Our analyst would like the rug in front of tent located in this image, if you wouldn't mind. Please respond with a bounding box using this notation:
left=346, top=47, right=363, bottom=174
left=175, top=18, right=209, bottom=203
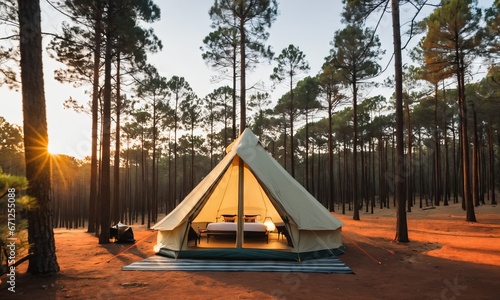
left=122, top=255, right=353, bottom=274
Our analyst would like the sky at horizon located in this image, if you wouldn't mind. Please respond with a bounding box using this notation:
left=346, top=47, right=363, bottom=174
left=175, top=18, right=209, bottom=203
left=0, top=0, right=495, bottom=159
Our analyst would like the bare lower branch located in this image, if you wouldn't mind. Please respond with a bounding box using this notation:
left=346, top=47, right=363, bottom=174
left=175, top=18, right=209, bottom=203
left=0, top=34, right=18, bottom=41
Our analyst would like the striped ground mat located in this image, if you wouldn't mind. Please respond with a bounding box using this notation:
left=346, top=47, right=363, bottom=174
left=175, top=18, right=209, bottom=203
left=122, top=255, right=353, bottom=274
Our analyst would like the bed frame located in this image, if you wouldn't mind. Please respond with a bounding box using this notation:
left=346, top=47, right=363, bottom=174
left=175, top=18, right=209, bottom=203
left=206, top=222, right=269, bottom=244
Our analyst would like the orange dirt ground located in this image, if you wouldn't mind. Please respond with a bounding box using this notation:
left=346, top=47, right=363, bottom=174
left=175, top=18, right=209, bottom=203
left=1, top=203, right=500, bottom=300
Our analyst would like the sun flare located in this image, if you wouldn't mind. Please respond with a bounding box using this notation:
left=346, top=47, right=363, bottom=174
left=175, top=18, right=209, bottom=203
left=47, top=140, right=59, bottom=155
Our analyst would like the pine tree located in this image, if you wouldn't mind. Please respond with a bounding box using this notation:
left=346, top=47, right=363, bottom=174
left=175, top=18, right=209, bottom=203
left=270, top=44, right=310, bottom=178
left=327, top=23, right=383, bottom=221
left=18, top=0, right=60, bottom=274
left=209, top=0, right=277, bottom=132
left=422, top=0, right=482, bottom=222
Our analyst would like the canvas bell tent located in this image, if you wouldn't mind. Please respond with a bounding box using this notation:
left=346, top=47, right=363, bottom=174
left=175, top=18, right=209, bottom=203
left=152, top=128, right=344, bottom=261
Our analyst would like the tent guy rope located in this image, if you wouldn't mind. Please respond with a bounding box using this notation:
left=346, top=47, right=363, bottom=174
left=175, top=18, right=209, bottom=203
left=342, top=232, right=383, bottom=265
left=106, top=230, right=157, bottom=263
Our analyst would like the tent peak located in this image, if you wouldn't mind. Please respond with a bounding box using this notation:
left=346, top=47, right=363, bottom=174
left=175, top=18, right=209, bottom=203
left=226, top=128, right=259, bottom=154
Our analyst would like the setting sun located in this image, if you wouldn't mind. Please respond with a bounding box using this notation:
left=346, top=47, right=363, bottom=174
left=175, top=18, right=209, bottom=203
left=47, top=140, right=58, bottom=154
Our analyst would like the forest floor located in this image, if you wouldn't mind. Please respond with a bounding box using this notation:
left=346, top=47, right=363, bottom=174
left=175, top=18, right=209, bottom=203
left=1, top=202, right=500, bottom=300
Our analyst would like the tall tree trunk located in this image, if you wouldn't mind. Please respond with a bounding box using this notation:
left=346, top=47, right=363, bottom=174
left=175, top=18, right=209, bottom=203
left=352, top=78, right=360, bottom=221
left=361, top=141, right=367, bottom=212
left=392, top=0, right=409, bottom=242
left=433, top=83, right=441, bottom=206
left=174, top=93, right=178, bottom=203
left=443, top=124, right=450, bottom=206
left=191, top=124, right=195, bottom=189
left=236, top=9, right=247, bottom=249
left=283, top=118, right=287, bottom=170
left=311, top=140, right=316, bottom=196
left=305, top=105, right=309, bottom=190
left=371, top=139, right=375, bottom=214
left=145, top=150, right=151, bottom=227
left=452, top=116, right=459, bottom=204
left=328, top=93, right=335, bottom=212
left=457, top=56, right=476, bottom=221
left=140, top=128, right=146, bottom=225
left=289, top=77, right=295, bottom=178
left=406, top=95, right=413, bottom=212
left=418, top=130, right=423, bottom=207
left=224, top=101, right=229, bottom=148
left=210, top=111, right=214, bottom=169
left=239, top=17, right=246, bottom=131
left=167, top=139, right=172, bottom=212
left=379, top=137, right=385, bottom=209
left=152, top=96, right=157, bottom=223
left=182, top=152, right=187, bottom=197
left=339, top=147, right=345, bottom=214
left=88, top=2, right=101, bottom=233
left=95, top=130, right=103, bottom=236
left=232, top=23, right=237, bottom=140
left=19, top=0, right=60, bottom=273
left=442, top=84, right=450, bottom=206
left=99, top=0, right=113, bottom=244
left=479, top=131, right=486, bottom=205
left=112, top=52, right=121, bottom=224
left=472, top=105, right=480, bottom=207
left=125, top=140, right=131, bottom=223
left=362, top=143, right=367, bottom=212
left=391, top=131, right=396, bottom=208
left=317, top=148, right=322, bottom=203
left=488, top=123, right=497, bottom=205
left=134, top=151, right=139, bottom=222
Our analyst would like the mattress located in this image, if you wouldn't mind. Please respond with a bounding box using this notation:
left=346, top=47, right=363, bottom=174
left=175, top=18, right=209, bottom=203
left=207, top=222, right=267, bottom=232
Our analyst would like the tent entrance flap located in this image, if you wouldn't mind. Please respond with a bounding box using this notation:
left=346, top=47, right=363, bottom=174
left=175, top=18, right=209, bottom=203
left=192, top=158, right=283, bottom=225
left=185, top=160, right=234, bottom=224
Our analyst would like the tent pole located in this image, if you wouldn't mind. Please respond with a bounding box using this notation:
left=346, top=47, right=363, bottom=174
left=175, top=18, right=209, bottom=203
left=236, top=156, right=244, bottom=248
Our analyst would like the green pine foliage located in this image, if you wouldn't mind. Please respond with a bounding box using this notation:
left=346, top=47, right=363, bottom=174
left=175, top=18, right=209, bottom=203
left=0, top=169, right=32, bottom=274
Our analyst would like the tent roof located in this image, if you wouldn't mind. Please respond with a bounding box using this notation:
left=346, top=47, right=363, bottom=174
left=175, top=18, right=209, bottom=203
left=152, top=128, right=343, bottom=231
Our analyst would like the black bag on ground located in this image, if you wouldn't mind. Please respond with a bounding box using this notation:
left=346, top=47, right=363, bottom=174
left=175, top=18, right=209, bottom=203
left=109, top=222, right=136, bottom=243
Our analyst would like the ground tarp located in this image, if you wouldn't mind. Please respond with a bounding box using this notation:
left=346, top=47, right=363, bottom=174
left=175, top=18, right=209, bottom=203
left=122, top=255, right=353, bottom=274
